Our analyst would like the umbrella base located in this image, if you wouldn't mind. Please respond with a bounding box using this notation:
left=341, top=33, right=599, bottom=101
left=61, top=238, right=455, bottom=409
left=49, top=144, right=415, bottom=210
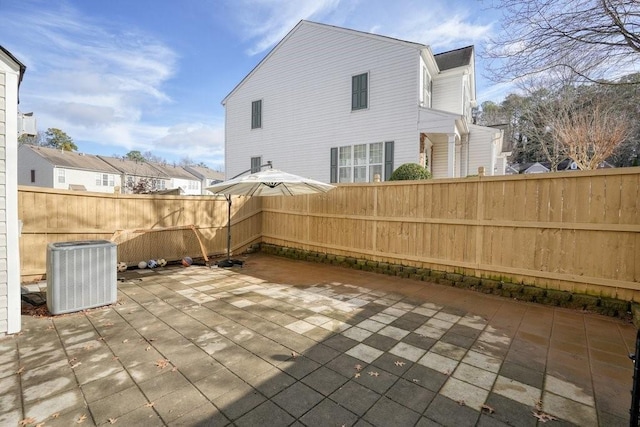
left=217, top=259, right=244, bottom=268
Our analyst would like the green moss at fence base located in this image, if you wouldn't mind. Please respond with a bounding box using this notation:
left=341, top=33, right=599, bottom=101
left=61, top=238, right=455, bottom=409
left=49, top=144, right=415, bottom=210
left=258, top=244, right=633, bottom=321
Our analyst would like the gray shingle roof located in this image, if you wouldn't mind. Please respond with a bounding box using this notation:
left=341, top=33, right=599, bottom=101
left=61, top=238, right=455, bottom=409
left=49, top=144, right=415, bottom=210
left=98, top=155, right=169, bottom=178
left=24, top=145, right=121, bottom=173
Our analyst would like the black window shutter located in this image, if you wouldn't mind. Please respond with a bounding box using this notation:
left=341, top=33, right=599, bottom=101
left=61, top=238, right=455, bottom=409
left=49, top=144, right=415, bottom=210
left=330, top=147, right=338, bottom=183
left=384, top=141, right=394, bottom=181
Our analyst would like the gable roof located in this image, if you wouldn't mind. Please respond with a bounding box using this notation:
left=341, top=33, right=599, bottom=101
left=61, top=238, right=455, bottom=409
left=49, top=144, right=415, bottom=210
left=149, top=163, right=199, bottom=180
left=98, top=155, right=170, bottom=178
left=185, top=165, right=225, bottom=181
left=434, top=46, right=473, bottom=71
left=21, top=145, right=121, bottom=173
left=222, top=20, right=428, bottom=105
left=1, top=45, right=27, bottom=101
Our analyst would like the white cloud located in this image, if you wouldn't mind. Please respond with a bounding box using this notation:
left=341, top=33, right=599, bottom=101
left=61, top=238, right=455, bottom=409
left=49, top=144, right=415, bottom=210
left=230, top=0, right=344, bottom=55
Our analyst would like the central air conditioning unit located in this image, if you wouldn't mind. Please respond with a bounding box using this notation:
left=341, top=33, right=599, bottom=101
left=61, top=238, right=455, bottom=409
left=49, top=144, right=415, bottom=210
left=46, top=240, right=117, bottom=315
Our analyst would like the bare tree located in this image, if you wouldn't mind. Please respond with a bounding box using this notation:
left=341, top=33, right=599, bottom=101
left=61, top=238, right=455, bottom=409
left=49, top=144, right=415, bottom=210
left=484, top=0, right=640, bottom=86
left=550, top=98, right=631, bottom=169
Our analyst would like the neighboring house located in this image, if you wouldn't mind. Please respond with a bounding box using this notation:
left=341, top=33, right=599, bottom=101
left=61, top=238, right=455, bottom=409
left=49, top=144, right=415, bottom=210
left=522, top=162, right=550, bottom=174
left=18, top=145, right=122, bottom=193
left=184, top=165, right=224, bottom=195
left=222, top=20, right=506, bottom=182
left=150, top=163, right=201, bottom=195
left=98, top=156, right=170, bottom=194
left=1, top=46, right=25, bottom=335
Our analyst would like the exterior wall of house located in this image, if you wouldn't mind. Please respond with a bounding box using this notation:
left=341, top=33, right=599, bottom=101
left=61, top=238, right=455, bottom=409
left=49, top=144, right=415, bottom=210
left=224, top=22, right=422, bottom=182
left=432, top=70, right=464, bottom=115
left=54, top=167, right=121, bottom=193
left=467, top=124, right=504, bottom=176
left=0, top=56, right=21, bottom=334
left=18, top=145, right=55, bottom=187
left=430, top=135, right=450, bottom=179
left=171, top=177, right=201, bottom=195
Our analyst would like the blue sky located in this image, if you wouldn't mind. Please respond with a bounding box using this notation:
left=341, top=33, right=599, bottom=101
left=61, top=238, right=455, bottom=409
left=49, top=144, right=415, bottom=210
left=0, top=0, right=508, bottom=170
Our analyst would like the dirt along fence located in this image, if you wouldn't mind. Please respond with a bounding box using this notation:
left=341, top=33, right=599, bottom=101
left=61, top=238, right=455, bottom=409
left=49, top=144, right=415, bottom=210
left=262, top=167, right=640, bottom=303
left=18, top=186, right=261, bottom=281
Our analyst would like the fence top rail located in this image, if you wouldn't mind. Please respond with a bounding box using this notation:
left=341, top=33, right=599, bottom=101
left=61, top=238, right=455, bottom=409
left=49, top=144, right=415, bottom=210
left=333, top=166, right=640, bottom=188
left=17, top=185, right=233, bottom=201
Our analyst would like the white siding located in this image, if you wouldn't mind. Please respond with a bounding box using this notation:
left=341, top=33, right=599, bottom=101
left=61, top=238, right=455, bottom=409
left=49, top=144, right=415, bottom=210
left=467, top=124, right=503, bottom=176
left=0, top=55, right=21, bottom=334
left=430, top=135, right=449, bottom=179
left=224, top=22, right=422, bottom=181
left=432, top=71, right=463, bottom=115
left=18, top=144, right=54, bottom=187
left=171, top=177, right=201, bottom=195
left=57, top=168, right=121, bottom=193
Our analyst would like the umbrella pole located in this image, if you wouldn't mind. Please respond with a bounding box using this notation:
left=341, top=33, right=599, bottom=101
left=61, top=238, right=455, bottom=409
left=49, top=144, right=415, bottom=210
left=226, top=195, right=231, bottom=261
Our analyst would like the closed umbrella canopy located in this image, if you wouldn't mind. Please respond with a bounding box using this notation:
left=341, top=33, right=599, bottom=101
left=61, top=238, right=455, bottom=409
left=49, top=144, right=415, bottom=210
left=207, top=168, right=334, bottom=197
left=207, top=169, right=335, bottom=267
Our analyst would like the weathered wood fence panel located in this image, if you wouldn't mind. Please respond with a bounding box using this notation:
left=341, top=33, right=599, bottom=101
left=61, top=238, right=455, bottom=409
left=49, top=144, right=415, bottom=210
left=18, top=187, right=260, bottom=279
left=261, top=168, right=640, bottom=300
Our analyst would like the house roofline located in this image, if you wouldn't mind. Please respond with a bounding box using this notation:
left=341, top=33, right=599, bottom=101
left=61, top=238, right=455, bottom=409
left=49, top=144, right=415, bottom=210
left=221, top=20, right=429, bottom=106
left=1, top=45, right=26, bottom=101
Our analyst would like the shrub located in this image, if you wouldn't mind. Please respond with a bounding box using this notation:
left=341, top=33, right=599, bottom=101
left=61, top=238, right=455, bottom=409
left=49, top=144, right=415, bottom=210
left=389, top=163, right=432, bottom=181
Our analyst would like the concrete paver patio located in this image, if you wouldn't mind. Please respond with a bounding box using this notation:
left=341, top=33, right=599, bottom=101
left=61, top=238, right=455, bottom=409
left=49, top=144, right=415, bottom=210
left=1, top=253, right=635, bottom=426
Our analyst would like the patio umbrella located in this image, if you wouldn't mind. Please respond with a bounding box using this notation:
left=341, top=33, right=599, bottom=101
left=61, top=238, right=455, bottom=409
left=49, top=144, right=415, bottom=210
left=207, top=169, right=335, bottom=267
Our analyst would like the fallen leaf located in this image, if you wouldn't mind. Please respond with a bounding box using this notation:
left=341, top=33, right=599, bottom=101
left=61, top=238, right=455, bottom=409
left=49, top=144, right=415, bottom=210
left=69, top=357, right=78, bottom=363
left=76, top=413, right=87, bottom=423
left=412, top=379, right=420, bottom=383
left=457, top=400, right=466, bottom=406
left=145, top=402, right=155, bottom=408
left=534, top=399, right=543, bottom=412
left=532, top=411, right=557, bottom=423
left=19, top=418, right=36, bottom=426
left=16, top=366, right=25, bottom=375
left=70, top=362, right=82, bottom=369
left=171, top=366, right=178, bottom=372
left=36, top=423, right=45, bottom=427
left=52, top=413, right=60, bottom=418
left=155, top=359, right=170, bottom=369
left=108, top=418, right=118, bottom=424
left=354, top=373, right=361, bottom=378
left=291, top=351, right=298, bottom=359
left=112, top=356, right=119, bottom=361
left=368, top=371, right=379, bottom=377
left=98, top=337, right=105, bottom=341
left=354, top=364, right=363, bottom=371
left=104, top=322, right=114, bottom=327
left=145, top=346, right=151, bottom=352
left=394, top=360, right=406, bottom=367
left=481, top=404, right=495, bottom=414
left=122, top=339, right=129, bottom=343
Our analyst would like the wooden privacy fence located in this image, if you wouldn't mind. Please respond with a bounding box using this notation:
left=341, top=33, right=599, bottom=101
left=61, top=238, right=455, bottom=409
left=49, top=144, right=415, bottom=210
left=261, top=168, right=640, bottom=301
left=18, top=187, right=261, bottom=279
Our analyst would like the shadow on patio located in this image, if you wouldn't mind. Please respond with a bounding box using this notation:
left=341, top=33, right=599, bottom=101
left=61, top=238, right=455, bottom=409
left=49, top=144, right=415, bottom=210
left=2, top=253, right=634, bottom=426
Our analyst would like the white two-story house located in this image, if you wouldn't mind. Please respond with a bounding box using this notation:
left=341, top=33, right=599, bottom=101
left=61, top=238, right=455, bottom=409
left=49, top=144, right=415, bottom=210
left=18, top=145, right=122, bottom=193
left=222, top=20, right=506, bottom=181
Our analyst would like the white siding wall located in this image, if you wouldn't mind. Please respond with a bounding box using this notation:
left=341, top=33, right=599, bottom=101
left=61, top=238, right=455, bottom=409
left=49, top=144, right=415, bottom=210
left=224, top=23, right=422, bottom=181
left=467, top=125, right=502, bottom=176
left=432, top=71, right=463, bottom=115
left=430, top=136, right=449, bottom=179
left=55, top=168, right=121, bottom=193
left=0, top=60, right=21, bottom=334
left=18, top=145, right=54, bottom=187
left=171, top=177, right=201, bottom=195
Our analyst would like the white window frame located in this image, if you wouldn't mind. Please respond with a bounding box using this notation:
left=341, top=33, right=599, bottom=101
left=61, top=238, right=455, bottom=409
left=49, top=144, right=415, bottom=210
left=338, top=142, right=384, bottom=183
left=422, top=66, right=432, bottom=108
left=57, top=169, right=65, bottom=184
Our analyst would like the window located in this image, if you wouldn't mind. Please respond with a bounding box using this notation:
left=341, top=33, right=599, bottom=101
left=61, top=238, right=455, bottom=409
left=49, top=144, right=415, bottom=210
left=422, top=66, right=432, bottom=108
left=352, top=73, right=368, bottom=110
left=96, top=173, right=114, bottom=186
left=30, top=169, right=35, bottom=183
left=331, top=141, right=392, bottom=183
left=338, top=146, right=352, bottom=182
left=251, top=156, right=262, bottom=173
left=57, top=169, right=65, bottom=184
left=251, top=100, right=262, bottom=129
